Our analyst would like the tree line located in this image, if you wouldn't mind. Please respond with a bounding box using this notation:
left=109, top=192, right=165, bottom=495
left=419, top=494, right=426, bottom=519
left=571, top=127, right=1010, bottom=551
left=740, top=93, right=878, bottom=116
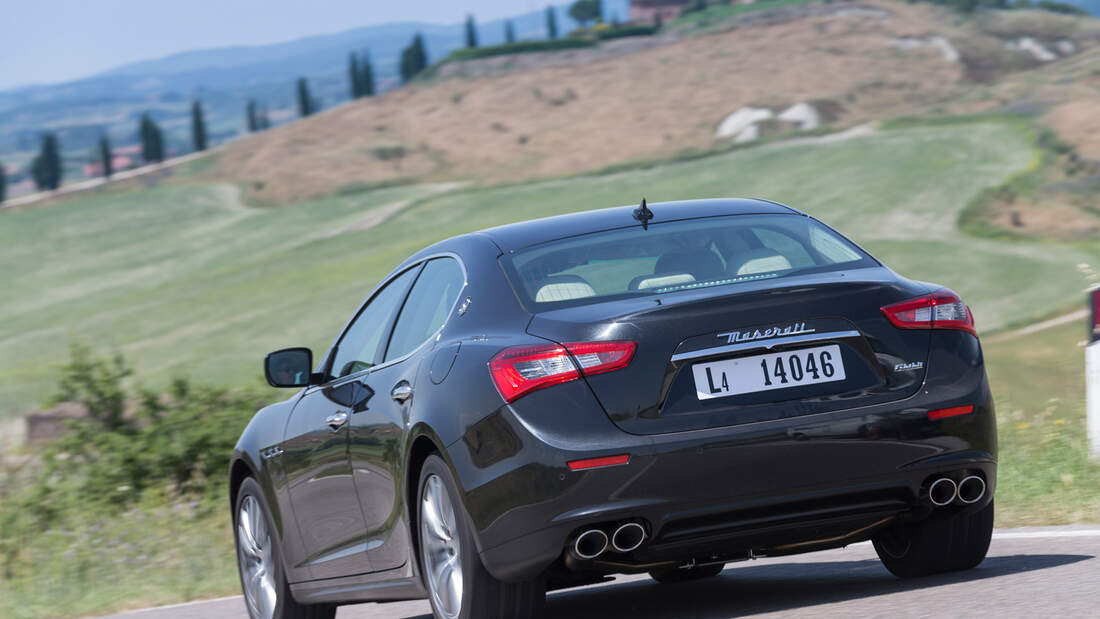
left=0, top=5, right=593, bottom=203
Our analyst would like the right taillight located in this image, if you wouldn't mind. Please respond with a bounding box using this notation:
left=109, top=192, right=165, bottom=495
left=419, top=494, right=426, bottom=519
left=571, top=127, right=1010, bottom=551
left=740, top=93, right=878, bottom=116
left=489, top=340, right=636, bottom=403
left=881, top=288, right=976, bottom=335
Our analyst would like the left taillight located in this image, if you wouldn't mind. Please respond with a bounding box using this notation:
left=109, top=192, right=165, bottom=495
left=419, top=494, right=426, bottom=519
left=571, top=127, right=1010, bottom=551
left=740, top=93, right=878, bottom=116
left=489, top=340, right=636, bottom=403
left=880, top=288, right=976, bottom=336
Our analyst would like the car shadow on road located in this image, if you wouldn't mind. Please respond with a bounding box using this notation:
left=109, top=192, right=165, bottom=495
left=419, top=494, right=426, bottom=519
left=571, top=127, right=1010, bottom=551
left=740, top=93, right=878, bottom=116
left=535, top=554, right=1092, bottom=618
left=395, top=554, right=1090, bottom=619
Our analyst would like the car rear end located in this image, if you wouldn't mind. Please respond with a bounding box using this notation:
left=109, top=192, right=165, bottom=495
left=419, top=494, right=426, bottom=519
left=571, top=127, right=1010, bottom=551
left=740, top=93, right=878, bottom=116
left=462, top=205, right=996, bottom=583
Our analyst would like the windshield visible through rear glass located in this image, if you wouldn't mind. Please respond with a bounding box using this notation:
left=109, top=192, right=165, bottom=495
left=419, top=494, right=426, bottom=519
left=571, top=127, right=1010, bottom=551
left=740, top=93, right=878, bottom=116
left=500, top=214, right=876, bottom=309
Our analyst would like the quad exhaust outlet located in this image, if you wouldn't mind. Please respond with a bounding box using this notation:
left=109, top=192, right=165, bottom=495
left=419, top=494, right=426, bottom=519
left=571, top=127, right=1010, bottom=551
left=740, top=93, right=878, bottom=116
left=926, top=474, right=987, bottom=507
left=570, top=521, right=648, bottom=560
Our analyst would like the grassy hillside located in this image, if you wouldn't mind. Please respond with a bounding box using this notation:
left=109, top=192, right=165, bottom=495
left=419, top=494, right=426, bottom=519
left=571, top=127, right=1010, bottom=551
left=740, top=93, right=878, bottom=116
left=2, top=119, right=1093, bottom=421
left=214, top=1, right=1100, bottom=204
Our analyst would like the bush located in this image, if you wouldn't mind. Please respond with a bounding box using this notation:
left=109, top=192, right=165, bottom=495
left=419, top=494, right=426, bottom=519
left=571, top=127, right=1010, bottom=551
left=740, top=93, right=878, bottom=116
left=0, top=345, right=271, bottom=614
left=1037, top=0, right=1089, bottom=14
left=445, top=38, right=595, bottom=62
left=20, top=344, right=268, bottom=518
left=596, top=24, right=660, bottom=40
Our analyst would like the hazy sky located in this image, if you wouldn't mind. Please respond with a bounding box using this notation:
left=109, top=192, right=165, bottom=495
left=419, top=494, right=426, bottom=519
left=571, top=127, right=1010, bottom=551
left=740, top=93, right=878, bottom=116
left=1, top=0, right=564, bottom=90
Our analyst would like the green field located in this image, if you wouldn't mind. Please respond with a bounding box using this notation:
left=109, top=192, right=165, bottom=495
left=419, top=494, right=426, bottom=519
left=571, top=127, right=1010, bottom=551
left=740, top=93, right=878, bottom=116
left=1, top=120, right=1093, bottom=421
left=3, top=118, right=1100, bottom=617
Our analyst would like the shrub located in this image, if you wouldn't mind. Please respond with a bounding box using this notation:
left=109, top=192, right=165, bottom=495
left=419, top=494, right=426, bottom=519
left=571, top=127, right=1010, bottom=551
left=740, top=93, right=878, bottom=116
left=27, top=345, right=268, bottom=517
left=445, top=38, right=595, bottom=62
left=1037, top=0, right=1089, bottom=14
left=596, top=24, right=659, bottom=40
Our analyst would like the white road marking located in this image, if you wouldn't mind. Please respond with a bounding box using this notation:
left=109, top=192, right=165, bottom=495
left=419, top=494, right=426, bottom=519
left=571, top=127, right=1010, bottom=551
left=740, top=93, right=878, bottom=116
left=100, top=595, right=241, bottom=616
left=992, top=529, right=1100, bottom=539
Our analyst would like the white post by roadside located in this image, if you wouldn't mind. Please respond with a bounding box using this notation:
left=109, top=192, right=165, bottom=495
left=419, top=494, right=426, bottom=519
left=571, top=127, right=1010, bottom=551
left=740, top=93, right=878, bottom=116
left=1086, top=287, right=1100, bottom=462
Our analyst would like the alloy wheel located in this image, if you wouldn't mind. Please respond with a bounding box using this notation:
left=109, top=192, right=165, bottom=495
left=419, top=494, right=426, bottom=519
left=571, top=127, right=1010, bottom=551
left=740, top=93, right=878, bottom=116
left=420, top=474, right=463, bottom=619
left=237, top=494, right=278, bottom=619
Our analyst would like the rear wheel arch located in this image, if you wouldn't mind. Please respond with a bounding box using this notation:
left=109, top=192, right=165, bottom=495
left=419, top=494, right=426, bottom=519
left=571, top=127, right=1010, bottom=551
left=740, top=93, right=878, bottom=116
left=406, top=434, right=443, bottom=569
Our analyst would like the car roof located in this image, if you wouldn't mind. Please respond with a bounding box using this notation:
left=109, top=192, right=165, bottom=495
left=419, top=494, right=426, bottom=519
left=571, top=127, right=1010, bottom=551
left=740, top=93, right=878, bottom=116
left=477, top=198, right=801, bottom=252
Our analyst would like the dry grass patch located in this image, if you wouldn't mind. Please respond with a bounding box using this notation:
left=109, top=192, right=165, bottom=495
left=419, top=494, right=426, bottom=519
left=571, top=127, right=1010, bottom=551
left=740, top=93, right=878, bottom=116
left=1045, top=100, right=1100, bottom=160
left=988, top=198, right=1100, bottom=240
left=217, top=1, right=973, bottom=204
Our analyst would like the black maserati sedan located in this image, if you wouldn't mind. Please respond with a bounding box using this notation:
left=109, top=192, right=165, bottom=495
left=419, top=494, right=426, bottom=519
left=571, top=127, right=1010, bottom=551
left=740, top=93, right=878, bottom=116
left=229, top=198, right=996, bottom=619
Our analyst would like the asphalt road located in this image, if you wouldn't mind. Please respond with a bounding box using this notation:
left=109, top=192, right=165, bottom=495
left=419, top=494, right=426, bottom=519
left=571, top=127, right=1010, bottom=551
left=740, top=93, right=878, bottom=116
left=105, top=527, right=1100, bottom=619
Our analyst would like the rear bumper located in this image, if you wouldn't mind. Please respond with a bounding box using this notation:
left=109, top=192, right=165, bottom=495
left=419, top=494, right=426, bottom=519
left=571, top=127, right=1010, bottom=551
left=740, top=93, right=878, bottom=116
left=447, top=344, right=997, bottom=582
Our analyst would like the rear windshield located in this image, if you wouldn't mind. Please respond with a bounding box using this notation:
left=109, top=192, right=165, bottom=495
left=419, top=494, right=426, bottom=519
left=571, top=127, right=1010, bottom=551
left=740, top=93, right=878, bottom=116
left=500, top=214, right=877, bottom=309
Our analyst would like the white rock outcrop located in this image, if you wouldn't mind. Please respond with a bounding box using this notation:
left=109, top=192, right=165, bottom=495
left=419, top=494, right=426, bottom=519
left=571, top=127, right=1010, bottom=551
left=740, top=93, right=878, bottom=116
left=734, top=124, right=761, bottom=143
left=716, top=107, right=774, bottom=139
left=777, top=102, right=821, bottom=131
left=891, top=36, right=959, bottom=64
left=1008, top=37, right=1057, bottom=62
left=1055, top=39, right=1077, bottom=56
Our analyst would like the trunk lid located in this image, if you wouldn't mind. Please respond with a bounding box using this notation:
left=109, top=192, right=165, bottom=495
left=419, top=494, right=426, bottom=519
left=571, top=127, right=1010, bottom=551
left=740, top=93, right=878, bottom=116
left=526, top=268, right=933, bottom=435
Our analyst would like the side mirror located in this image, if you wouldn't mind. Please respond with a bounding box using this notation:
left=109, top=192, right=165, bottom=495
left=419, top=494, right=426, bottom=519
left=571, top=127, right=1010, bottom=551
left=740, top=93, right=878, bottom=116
left=265, top=348, right=314, bottom=388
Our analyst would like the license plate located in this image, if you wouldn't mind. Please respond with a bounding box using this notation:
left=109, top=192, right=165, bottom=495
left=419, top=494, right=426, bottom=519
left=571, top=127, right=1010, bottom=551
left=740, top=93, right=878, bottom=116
left=692, top=345, right=845, bottom=400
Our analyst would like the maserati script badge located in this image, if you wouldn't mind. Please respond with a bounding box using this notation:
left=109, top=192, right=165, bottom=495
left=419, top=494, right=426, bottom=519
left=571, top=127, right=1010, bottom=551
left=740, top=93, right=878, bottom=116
left=715, top=322, right=815, bottom=344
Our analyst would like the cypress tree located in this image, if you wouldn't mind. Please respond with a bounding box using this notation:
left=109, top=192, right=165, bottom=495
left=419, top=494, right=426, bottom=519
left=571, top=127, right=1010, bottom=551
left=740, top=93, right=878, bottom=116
left=0, top=162, right=6, bottom=204
left=360, top=52, right=376, bottom=97
left=400, top=34, right=428, bottom=84
left=31, top=133, right=62, bottom=190
left=505, top=21, right=516, bottom=44
left=296, top=77, right=314, bottom=117
left=348, top=53, right=362, bottom=99
left=191, top=100, right=207, bottom=152
left=139, top=114, right=164, bottom=163
left=246, top=100, right=259, bottom=132
left=546, top=6, right=558, bottom=39
left=465, top=15, right=478, bottom=48
left=98, top=135, right=113, bottom=178
left=415, top=34, right=428, bottom=73
left=568, top=0, right=601, bottom=27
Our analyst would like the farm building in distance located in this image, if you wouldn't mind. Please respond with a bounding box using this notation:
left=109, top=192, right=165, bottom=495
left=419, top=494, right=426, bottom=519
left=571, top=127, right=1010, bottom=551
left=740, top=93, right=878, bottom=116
left=630, top=0, right=695, bottom=22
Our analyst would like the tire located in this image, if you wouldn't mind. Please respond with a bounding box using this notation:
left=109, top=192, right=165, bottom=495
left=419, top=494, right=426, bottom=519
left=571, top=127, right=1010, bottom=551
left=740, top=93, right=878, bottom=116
left=417, top=454, right=546, bottom=619
left=649, top=563, right=725, bottom=584
left=234, top=477, right=336, bottom=619
left=873, top=499, right=994, bottom=579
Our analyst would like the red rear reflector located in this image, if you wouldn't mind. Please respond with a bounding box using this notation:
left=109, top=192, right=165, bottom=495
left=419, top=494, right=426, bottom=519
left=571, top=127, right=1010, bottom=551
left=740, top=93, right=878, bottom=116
left=881, top=288, right=976, bottom=336
left=567, top=454, right=631, bottom=471
left=489, top=340, right=637, bottom=403
left=928, top=405, right=975, bottom=420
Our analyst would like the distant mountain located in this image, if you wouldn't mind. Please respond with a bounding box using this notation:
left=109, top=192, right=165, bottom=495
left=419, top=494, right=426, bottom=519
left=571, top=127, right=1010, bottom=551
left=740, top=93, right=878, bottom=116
left=0, top=1, right=629, bottom=179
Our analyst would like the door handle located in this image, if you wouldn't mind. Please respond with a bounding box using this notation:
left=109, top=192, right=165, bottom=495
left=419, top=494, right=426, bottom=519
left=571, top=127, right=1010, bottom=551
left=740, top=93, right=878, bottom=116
left=325, top=411, right=348, bottom=431
left=391, top=383, right=413, bottom=403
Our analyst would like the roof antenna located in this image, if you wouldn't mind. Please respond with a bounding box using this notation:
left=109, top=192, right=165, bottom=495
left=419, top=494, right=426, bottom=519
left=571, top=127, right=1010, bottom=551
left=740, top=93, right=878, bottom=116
left=633, top=198, right=653, bottom=230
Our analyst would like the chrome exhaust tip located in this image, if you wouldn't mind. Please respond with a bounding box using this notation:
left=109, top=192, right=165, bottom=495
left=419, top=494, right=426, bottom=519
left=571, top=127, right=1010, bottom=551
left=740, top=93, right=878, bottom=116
left=957, top=475, right=986, bottom=504
left=611, top=522, right=647, bottom=553
left=928, top=477, right=958, bottom=507
left=571, top=529, right=609, bottom=560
